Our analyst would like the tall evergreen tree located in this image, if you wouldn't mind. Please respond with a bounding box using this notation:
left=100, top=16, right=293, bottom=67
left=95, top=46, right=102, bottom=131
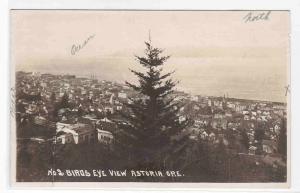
left=52, top=92, right=69, bottom=121
left=278, top=118, right=287, bottom=159
left=254, top=127, right=265, bottom=155
left=50, top=92, right=56, bottom=103
left=241, top=129, right=250, bottom=151
left=59, top=92, right=69, bottom=109
left=115, top=39, right=189, bottom=170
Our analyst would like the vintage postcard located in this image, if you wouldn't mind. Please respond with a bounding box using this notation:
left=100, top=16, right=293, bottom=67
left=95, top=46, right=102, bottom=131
left=10, top=10, right=290, bottom=188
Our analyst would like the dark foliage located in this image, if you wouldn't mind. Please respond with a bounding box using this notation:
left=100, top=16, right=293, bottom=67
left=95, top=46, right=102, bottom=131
left=241, top=129, right=250, bottom=150
left=278, top=118, right=287, bottom=159
left=114, top=40, right=189, bottom=170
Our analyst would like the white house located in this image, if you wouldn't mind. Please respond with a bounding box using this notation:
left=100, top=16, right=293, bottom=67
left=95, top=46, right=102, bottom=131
left=97, top=129, right=114, bottom=145
left=208, top=132, right=216, bottom=141
left=118, top=92, right=127, bottom=99
left=200, top=131, right=209, bottom=140
left=179, top=116, right=186, bottom=123
left=248, top=146, right=257, bottom=155
left=56, top=123, right=95, bottom=144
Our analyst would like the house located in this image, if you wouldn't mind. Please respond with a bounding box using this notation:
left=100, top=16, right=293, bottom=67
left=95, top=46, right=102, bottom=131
left=116, top=105, right=123, bottom=111
left=211, top=118, right=227, bottom=130
left=235, top=104, right=247, bottom=113
left=274, top=124, right=281, bottom=135
left=225, top=111, right=233, bottom=117
left=200, top=131, right=208, bottom=140
left=95, top=117, right=116, bottom=144
left=189, top=135, right=198, bottom=141
left=187, top=127, right=201, bottom=136
left=97, top=129, right=114, bottom=144
left=208, top=132, right=216, bottom=142
left=104, top=106, right=114, bottom=114
left=96, top=117, right=117, bottom=132
left=262, top=139, right=278, bottom=154
left=244, top=115, right=250, bottom=120
left=191, top=95, right=199, bottom=102
left=79, top=114, right=99, bottom=126
left=208, top=99, right=213, bottom=107
left=56, top=122, right=95, bottom=144
left=193, top=105, right=200, bottom=110
left=81, top=90, right=87, bottom=95
left=248, top=145, right=257, bottom=155
left=118, top=92, right=127, bottom=99
left=179, top=116, right=186, bottom=123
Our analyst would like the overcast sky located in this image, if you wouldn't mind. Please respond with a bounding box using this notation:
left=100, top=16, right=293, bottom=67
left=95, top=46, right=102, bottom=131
left=11, top=10, right=290, bottom=102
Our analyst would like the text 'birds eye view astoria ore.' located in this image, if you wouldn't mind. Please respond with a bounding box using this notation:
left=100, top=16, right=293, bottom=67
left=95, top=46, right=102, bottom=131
left=11, top=10, right=289, bottom=184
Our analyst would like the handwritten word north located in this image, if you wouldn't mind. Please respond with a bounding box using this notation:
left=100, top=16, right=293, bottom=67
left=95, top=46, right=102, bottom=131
left=243, top=11, right=271, bottom=23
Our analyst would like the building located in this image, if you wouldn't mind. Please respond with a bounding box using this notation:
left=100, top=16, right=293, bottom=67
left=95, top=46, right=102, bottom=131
left=211, top=116, right=227, bottom=130
left=262, top=139, right=278, bottom=154
left=56, top=122, right=95, bottom=144
left=97, top=129, right=114, bottom=144
left=248, top=146, right=257, bottom=155
left=118, top=92, right=127, bottom=99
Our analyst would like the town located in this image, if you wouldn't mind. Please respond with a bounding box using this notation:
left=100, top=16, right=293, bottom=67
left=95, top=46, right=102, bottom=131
left=15, top=71, right=287, bottom=181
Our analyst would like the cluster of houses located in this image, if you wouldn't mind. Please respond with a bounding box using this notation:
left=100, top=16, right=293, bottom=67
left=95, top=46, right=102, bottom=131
left=177, top=94, right=286, bottom=156
left=16, top=71, right=286, bottom=157
left=55, top=118, right=114, bottom=145
left=16, top=71, right=136, bottom=119
left=32, top=115, right=116, bottom=145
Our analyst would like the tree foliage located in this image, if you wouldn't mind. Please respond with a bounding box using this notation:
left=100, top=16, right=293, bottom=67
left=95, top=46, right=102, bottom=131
left=278, top=118, right=287, bottom=158
left=241, top=129, right=250, bottom=150
left=50, top=92, right=56, bottom=103
left=115, top=40, right=189, bottom=169
left=59, top=92, right=69, bottom=109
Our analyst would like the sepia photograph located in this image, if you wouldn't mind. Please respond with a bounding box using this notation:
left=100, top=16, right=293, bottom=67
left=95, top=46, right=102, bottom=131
left=10, top=10, right=290, bottom=186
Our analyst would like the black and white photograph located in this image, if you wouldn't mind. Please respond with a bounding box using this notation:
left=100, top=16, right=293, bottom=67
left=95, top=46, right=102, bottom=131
left=10, top=10, right=290, bottom=186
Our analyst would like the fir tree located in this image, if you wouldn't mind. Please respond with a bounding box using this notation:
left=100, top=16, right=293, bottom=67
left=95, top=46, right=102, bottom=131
left=59, top=92, right=69, bottom=109
left=241, top=129, right=250, bottom=151
left=278, top=118, right=287, bottom=159
left=254, top=127, right=265, bottom=155
left=115, top=39, right=189, bottom=170
left=52, top=92, right=69, bottom=121
left=49, top=92, right=57, bottom=121
left=50, top=92, right=56, bottom=103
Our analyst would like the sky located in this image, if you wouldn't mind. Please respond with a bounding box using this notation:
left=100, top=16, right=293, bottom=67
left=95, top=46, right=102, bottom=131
left=11, top=10, right=290, bottom=102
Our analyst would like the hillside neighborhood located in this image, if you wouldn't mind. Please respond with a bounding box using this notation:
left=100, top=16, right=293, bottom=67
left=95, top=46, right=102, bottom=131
left=15, top=71, right=287, bottom=182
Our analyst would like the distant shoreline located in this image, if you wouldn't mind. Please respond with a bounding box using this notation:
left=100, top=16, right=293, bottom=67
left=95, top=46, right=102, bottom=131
left=15, top=70, right=287, bottom=104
